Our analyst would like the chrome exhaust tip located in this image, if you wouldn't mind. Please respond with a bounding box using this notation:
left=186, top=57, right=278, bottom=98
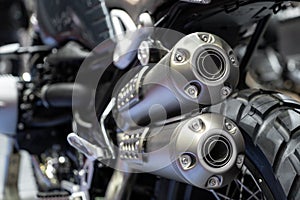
left=202, top=135, right=232, bottom=168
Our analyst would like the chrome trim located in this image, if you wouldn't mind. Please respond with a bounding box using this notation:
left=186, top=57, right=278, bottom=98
left=100, top=98, right=116, bottom=159
left=110, top=9, right=137, bottom=40
left=67, top=133, right=106, bottom=161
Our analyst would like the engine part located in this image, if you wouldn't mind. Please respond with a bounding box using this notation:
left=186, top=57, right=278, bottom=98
left=118, top=113, right=245, bottom=189
left=41, top=83, right=91, bottom=108
left=114, top=32, right=239, bottom=129
left=0, top=75, right=18, bottom=135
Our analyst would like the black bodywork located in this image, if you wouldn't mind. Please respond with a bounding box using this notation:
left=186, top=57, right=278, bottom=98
left=37, top=0, right=289, bottom=48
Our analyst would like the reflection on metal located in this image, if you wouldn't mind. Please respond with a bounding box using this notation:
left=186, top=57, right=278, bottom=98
left=67, top=133, right=106, bottom=161
left=110, top=9, right=137, bottom=41
left=69, top=99, right=116, bottom=161
left=138, top=12, right=153, bottom=28
left=100, top=98, right=116, bottom=159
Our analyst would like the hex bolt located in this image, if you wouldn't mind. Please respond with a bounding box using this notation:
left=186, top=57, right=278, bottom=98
left=175, top=53, right=184, bottom=62
left=174, top=49, right=188, bottom=63
left=207, top=176, right=221, bottom=188
left=230, top=56, right=236, bottom=64
left=179, top=154, right=193, bottom=170
left=189, top=118, right=204, bottom=132
left=201, top=35, right=209, bottom=42
left=225, top=121, right=233, bottom=130
left=225, top=120, right=237, bottom=134
left=221, top=86, right=232, bottom=98
left=185, top=85, right=199, bottom=99
left=199, top=33, right=213, bottom=43
left=236, top=154, right=245, bottom=168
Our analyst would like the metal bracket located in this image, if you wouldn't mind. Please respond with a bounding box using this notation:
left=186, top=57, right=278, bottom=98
left=67, top=133, right=106, bottom=161
left=68, top=98, right=116, bottom=161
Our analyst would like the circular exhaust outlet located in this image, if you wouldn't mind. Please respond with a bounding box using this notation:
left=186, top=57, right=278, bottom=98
left=203, top=135, right=232, bottom=168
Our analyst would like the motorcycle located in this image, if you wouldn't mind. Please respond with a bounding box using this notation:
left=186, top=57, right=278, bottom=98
left=0, top=0, right=300, bottom=200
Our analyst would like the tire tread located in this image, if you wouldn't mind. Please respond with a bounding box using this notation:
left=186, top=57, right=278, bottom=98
left=209, top=89, right=300, bottom=199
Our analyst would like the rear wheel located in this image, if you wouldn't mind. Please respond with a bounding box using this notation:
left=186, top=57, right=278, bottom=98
left=208, top=89, right=300, bottom=200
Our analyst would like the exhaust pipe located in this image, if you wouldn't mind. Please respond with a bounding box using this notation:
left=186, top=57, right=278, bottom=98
left=117, top=113, right=245, bottom=189
left=113, top=32, right=239, bottom=130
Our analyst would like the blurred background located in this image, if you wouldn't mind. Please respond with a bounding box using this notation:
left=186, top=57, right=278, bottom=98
left=0, top=1, right=300, bottom=200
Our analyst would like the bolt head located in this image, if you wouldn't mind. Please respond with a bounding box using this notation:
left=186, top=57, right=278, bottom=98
left=221, top=86, right=232, bottom=98
left=230, top=56, right=236, bottom=64
left=175, top=53, right=184, bottom=62
left=225, top=120, right=237, bottom=134
left=179, top=154, right=194, bottom=170
left=189, top=118, right=204, bottom=132
left=236, top=154, right=245, bottom=168
left=181, top=155, right=191, bottom=165
left=209, top=178, right=216, bottom=186
left=207, top=176, right=221, bottom=188
left=185, top=85, right=199, bottom=99
left=225, top=122, right=233, bottom=130
left=199, top=33, right=214, bottom=43
left=174, top=49, right=187, bottom=63
left=201, top=35, right=209, bottom=42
